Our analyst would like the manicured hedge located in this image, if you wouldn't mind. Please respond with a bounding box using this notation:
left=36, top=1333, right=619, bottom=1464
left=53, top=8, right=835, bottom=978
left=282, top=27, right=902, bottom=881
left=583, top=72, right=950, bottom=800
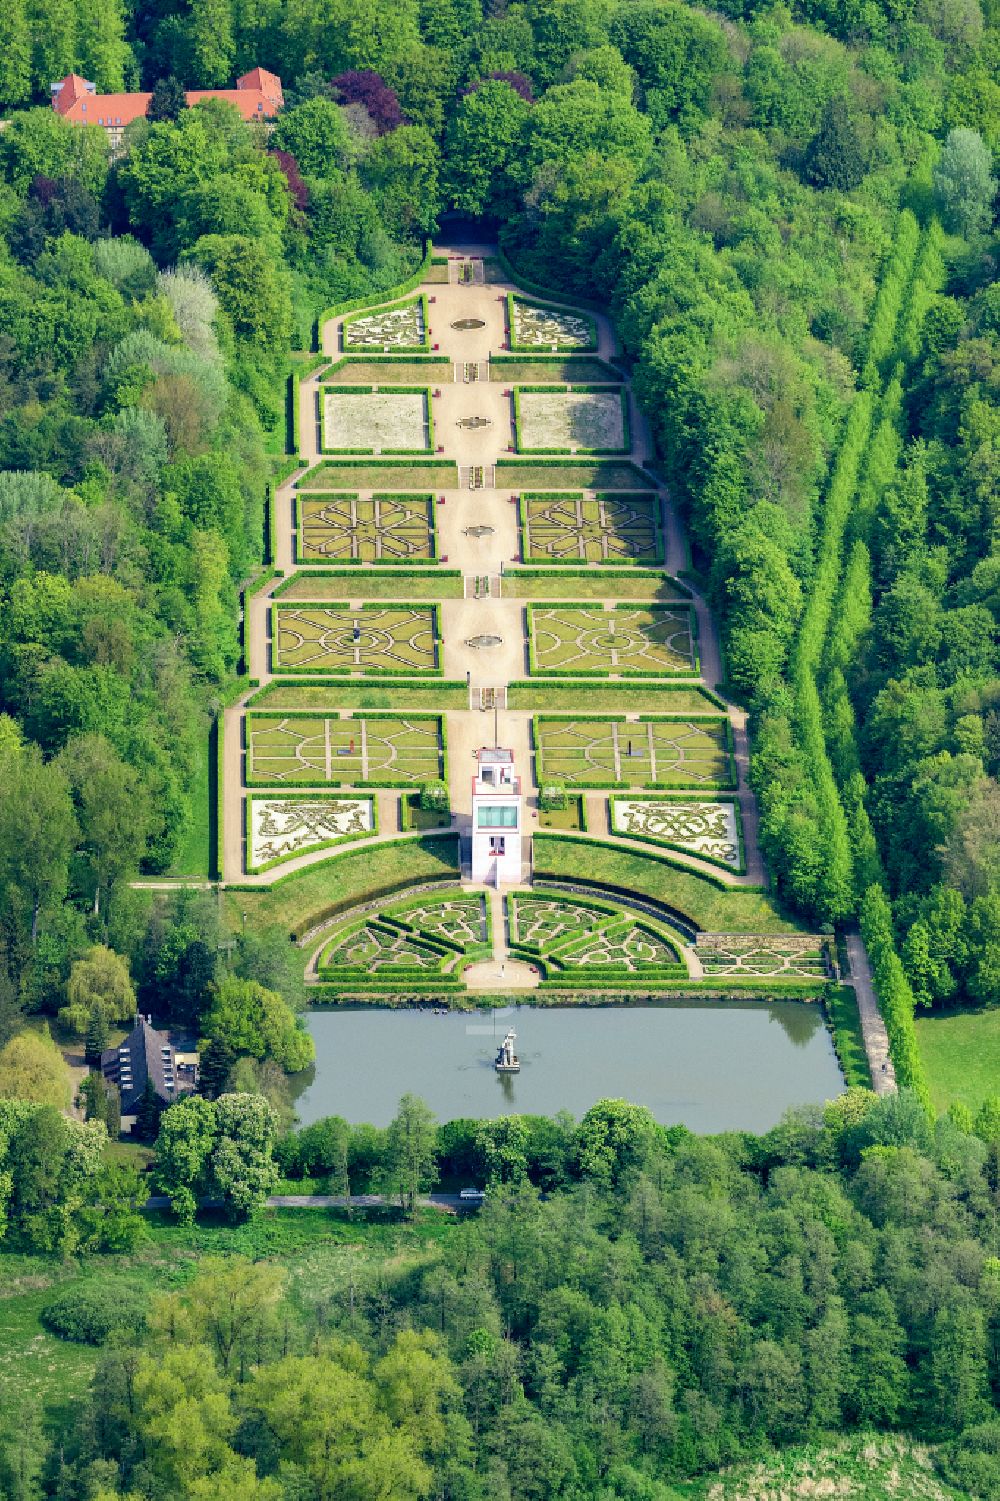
left=314, top=242, right=431, bottom=349
left=214, top=713, right=225, bottom=880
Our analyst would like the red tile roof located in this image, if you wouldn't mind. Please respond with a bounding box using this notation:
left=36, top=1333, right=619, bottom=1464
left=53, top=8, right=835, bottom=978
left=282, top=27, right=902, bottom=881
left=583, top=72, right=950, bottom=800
left=52, top=69, right=283, bottom=127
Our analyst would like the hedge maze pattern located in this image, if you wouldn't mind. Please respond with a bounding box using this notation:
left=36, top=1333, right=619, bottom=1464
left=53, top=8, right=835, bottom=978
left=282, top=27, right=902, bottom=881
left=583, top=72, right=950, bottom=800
left=297, top=494, right=435, bottom=564
left=535, top=717, right=732, bottom=788
left=322, top=390, right=430, bottom=453
left=521, top=492, right=663, bottom=564
left=250, top=796, right=373, bottom=870
left=510, top=298, right=596, bottom=351
left=316, top=892, right=489, bottom=982
left=612, top=798, right=741, bottom=868
left=247, top=715, right=444, bottom=784
left=529, top=606, right=696, bottom=676
left=343, top=298, right=426, bottom=351
left=274, top=606, right=439, bottom=674
left=695, top=934, right=832, bottom=978
left=517, top=389, right=626, bottom=453
left=509, top=893, right=684, bottom=980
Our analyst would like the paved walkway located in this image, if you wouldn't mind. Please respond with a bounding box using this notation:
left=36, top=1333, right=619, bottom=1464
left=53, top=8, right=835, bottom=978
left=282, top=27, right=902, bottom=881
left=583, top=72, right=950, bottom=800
left=844, top=927, right=897, bottom=1094
left=219, top=244, right=773, bottom=977
left=146, top=1193, right=470, bottom=1213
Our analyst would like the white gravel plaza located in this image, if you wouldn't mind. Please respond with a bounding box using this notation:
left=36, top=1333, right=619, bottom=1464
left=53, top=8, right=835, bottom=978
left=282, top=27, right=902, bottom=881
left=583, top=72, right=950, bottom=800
left=518, top=389, right=625, bottom=451
left=344, top=300, right=425, bottom=349
left=250, top=796, right=373, bottom=867
left=324, top=390, right=429, bottom=451
left=612, top=798, right=741, bottom=867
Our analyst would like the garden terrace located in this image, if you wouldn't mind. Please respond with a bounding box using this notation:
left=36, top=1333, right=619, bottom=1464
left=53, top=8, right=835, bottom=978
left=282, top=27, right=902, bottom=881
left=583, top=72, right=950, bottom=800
left=507, top=892, right=688, bottom=986
left=246, top=793, right=376, bottom=874
left=321, top=388, right=433, bottom=455
left=341, top=294, right=429, bottom=353
left=519, top=492, right=664, bottom=565
left=507, top=295, right=598, bottom=352
left=527, top=604, right=698, bottom=677
left=490, top=356, right=622, bottom=383
left=496, top=458, right=652, bottom=489
left=295, top=493, right=437, bottom=565
left=272, top=605, right=440, bottom=675
left=275, top=571, right=464, bottom=601
left=323, top=356, right=451, bottom=384
left=245, top=714, right=445, bottom=786
left=513, top=386, right=628, bottom=454
left=314, top=890, right=490, bottom=987
left=534, top=716, right=734, bottom=789
left=610, top=795, right=744, bottom=872
left=502, top=571, right=690, bottom=602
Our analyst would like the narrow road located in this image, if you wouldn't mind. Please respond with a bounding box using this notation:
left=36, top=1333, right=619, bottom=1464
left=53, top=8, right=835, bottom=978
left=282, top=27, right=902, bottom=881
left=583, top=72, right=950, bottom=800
left=145, top=1193, right=472, bottom=1212
left=844, top=927, right=897, bottom=1094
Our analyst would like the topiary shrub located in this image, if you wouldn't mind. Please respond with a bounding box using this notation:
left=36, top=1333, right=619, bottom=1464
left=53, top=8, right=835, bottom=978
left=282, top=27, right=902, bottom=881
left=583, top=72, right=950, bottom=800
left=539, top=783, right=567, bottom=811
left=41, top=1284, right=148, bottom=1345
left=420, top=779, right=450, bottom=813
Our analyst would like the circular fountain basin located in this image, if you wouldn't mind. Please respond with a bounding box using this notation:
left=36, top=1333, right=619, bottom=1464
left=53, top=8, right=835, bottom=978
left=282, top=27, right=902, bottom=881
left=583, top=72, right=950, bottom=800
left=452, top=318, right=486, bottom=330
left=466, top=634, right=503, bottom=648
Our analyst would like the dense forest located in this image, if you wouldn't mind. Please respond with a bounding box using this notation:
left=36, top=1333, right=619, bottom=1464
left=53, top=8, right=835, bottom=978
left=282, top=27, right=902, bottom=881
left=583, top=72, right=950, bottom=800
left=5, top=1088, right=1000, bottom=1497
left=0, top=0, right=998, bottom=1494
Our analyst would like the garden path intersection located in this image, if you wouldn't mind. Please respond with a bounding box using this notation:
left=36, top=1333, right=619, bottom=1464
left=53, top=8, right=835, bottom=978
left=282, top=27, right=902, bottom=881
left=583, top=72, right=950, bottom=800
left=213, top=246, right=889, bottom=1088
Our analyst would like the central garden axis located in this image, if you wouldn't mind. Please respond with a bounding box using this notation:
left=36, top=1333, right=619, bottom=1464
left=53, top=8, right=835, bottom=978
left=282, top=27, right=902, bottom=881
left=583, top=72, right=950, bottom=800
left=222, top=251, right=835, bottom=1005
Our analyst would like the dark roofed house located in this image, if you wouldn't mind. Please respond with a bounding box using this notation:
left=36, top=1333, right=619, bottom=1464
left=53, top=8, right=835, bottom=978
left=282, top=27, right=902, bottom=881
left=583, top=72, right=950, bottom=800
left=101, top=1015, right=197, bottom=1116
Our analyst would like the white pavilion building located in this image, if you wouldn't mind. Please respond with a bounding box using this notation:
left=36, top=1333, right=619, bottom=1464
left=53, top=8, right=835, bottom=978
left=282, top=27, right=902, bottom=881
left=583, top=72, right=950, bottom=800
left=471, top=746, right=522, bottom=885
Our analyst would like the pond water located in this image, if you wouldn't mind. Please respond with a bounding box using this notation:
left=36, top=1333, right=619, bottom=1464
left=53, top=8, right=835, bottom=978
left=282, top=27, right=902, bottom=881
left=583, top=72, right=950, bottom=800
left=293, top=1002, right=844, bottom=1133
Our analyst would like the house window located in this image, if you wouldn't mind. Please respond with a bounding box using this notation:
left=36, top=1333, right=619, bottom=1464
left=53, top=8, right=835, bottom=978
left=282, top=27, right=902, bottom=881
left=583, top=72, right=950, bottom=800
left=489, top=836, right=506, bottom=856
left=116, top=116, right=121, bottom=125
left=477, top=805, right=517, bottom=828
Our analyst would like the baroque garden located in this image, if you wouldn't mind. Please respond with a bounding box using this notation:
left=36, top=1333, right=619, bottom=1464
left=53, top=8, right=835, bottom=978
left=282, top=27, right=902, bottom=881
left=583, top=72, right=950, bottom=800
left=224, top=255, right=854, bottom=1023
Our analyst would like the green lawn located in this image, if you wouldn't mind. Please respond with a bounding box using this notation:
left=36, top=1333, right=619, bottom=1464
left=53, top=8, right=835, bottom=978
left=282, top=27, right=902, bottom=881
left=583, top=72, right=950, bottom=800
left=915, top=1007, right=1000, bottom=1114
left=298, top=460, right=458, bottom=489
left=532, top=834, right=804, bottom=934
left=278, top=570, right=464, bottom=599
left=509, top=682, right=721, bottom=713
left=496, top=460, right=652, bottom=489
left=504, top=571, right=687, bottom=601
left=539, top=797, right=585, bottom=830
left=166, top=727, right=211, bottom=877
left=250, top=681, right=468, bottom=711
left=490, top=357, right=621, bottom=383
left=222, top=833, right=460, bottom=934
left=825, top=984, right=871, bottom=1090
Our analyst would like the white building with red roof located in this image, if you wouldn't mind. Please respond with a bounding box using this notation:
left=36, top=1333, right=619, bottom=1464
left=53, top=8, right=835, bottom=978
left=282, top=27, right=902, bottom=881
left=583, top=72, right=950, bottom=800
left=51, top=68, right=283, bottom=152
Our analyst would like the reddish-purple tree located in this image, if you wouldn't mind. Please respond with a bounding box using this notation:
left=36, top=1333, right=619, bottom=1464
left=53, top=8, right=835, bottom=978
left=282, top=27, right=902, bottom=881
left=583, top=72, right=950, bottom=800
left=270, top=149, right=309, bottom=212
left=463, top=71, right=535, bottom=103
left=330, top=70, right=405, bottom=134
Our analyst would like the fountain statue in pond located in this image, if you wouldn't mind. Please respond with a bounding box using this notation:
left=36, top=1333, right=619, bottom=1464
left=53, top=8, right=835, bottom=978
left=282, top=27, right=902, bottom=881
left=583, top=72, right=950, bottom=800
left=495, top=1030, right=520, bottom=1074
